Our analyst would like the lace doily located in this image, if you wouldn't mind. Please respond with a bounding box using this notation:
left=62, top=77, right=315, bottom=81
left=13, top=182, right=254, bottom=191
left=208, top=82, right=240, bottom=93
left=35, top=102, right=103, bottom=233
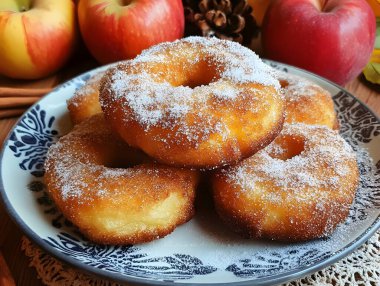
left=21, top=231, right=380, bottom=286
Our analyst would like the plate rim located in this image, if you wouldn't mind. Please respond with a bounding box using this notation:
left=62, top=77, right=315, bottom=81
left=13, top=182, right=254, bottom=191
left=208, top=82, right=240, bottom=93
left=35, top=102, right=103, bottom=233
left=1, top=60, right=379, bottom=286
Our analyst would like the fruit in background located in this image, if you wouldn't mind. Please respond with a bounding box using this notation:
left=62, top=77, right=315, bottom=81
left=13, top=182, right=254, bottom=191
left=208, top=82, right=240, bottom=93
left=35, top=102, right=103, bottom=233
left=262, top=0, right=376, bottom=85
left=0, top=0, right=77, bottom=80
left=247, top=0, right=272, bottom=26
left=78, top=0, right=184, bottom=64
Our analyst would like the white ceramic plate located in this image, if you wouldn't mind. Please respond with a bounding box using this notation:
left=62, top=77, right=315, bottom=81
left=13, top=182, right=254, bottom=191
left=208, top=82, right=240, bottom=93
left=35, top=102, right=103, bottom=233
left=1, top=61, right=379, bottom=285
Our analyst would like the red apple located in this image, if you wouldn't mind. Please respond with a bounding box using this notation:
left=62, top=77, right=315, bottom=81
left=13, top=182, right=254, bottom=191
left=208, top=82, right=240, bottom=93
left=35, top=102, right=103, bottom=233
left=0, top=0, right=77, bottom=79
left=78, top=0, right=184, bottom=64
left=262, top=0, right=376, bottom=85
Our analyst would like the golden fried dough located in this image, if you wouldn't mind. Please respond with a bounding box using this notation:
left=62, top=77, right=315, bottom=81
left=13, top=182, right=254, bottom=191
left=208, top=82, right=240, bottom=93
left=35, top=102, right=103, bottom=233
left=212, top=123, right=358, bottom=241
left=44, top=114, right=199, bottom=244
left=100, top=37, right=284, bottom=169
left=278, top=71, right=338, bottom=129
left=67, top=71, right=104, bottom=125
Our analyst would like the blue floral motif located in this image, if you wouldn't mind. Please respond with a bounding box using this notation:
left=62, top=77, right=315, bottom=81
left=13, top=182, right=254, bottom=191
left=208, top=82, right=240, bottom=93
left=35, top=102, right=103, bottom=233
left=226, top=249, right=331, bottom=278
left=44, top=233, right=217, bottom=280
left=8, top=104, right=59, bottom=177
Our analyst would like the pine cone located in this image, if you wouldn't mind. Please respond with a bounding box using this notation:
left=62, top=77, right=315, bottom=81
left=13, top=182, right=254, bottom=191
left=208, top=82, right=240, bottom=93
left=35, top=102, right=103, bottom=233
left=183, top=0, right=259, bottom=46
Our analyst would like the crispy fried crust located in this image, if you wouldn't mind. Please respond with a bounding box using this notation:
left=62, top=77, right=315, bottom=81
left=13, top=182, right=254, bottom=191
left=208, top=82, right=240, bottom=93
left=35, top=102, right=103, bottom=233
left=67, top=72, right=104, bottom=125
left=212, top=124, right=359, bottom=242
left=99, top=37, right=284, bottom=169
left=44, top=114, right=199, bottom=244
left=278, top=72, right=338, bottom=129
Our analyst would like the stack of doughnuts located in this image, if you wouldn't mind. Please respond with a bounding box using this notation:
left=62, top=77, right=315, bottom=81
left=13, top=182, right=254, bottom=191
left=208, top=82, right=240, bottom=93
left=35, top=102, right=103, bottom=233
left=44, top=37, right=359, bottom=244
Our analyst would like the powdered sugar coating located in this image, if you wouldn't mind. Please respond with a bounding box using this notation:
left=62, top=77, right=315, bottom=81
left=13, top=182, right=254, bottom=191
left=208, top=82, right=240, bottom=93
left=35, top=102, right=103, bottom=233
left=275, top=71, right=338, bottom=129
left=277, top=70, right=330, bottom=101
left=101, top=36, right=281, bottom=131
left=225, top=123, right=357, bottom=193
left=66, top=71, right=108, bottom=125
left=213, top=123, right=359, bottom=241
left=44, top=115, right=199, bottom=206
left=108, top=70, right=194, bottom=127
left=100, top=37, right=285, bottom=168
left=68, top=71, right=105, bottom=107
left=44, top=114, right=199, bottom=244
left=135, top=37, right=280, bottom=88
left=44, top=115, right=142, bottom=202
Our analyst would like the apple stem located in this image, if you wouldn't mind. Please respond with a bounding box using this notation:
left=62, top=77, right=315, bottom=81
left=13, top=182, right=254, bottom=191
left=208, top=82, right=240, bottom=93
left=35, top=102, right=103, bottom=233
left=119, top=0, right=133, bottom=6
left=321, top=0, right=329, bottom=11
left=17, top=0, right=31, bottom=12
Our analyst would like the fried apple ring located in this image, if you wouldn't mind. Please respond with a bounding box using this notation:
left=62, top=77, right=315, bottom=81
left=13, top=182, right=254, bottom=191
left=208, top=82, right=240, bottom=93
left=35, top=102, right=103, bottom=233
left=67, top=71, right=104, bottom=125
left=100, top=37, right=284, bottom=169
left=44, top=114, right=199, bottom=244
left=278, top=71, right=338, bottom=129
left=212, top=123, right=359, bottom=241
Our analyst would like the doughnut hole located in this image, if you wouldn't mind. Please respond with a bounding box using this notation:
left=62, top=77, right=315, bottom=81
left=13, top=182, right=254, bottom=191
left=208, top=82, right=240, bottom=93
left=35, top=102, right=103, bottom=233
left=179, top=59, right=220, bottom=88
left=146, top=58, right=220, bottom=88
left=93, top=142, right=149, bottom=169
left=268, top=135, right=305, bottom=160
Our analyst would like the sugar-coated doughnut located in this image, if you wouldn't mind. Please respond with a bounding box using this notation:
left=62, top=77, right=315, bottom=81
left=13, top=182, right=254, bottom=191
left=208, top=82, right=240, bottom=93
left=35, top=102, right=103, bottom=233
left=44, top=114, right=199, bottom=244
left=100, top=36, right=284, bottom=169
left=67, top=71, right=104, bottom=125
left=212, top=123, right=359, bottom=241
left=277, top=71, right=338, bottom=129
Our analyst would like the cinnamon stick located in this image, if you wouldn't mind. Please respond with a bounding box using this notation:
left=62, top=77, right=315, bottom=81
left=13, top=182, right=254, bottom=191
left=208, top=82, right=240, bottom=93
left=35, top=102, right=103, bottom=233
left=0, top=251, right=16, bottom=286
left=0, top=108, right=26, bottom=119
left=0, top=97, right=39, bottom=109
left=0, top=87, right=52, bottom=98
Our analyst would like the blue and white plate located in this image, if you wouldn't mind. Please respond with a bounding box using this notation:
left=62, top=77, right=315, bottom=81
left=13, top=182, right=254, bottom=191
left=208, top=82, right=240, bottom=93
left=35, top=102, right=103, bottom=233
left=1, top=61, right=379, bottom=285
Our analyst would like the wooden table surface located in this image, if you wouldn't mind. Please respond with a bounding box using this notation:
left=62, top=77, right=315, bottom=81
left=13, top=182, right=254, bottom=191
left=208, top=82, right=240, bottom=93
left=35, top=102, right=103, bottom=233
left=0, top=74, right=379, bottom=286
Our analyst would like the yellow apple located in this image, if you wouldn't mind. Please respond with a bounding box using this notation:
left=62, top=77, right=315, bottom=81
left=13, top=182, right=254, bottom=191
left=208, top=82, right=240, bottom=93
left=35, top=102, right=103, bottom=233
left=0, top=0, right=77, bottom=79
